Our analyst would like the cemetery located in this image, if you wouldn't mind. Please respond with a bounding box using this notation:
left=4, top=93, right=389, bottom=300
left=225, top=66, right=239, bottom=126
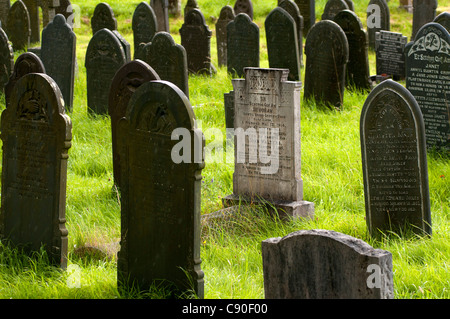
left=0, top=0, right=448, bottom=300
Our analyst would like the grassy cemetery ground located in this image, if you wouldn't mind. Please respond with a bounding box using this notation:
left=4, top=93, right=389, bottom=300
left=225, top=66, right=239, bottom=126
left=0, top=0, right=449, bottom=299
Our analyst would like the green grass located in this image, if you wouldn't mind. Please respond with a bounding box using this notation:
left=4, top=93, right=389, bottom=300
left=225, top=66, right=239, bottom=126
left=0, top=0, right=449, bottom=299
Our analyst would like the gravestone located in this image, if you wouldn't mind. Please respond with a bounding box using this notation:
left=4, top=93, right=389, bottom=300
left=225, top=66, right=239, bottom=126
left=132, top=2, right=157, bottom=59
left=116, top=80, right=204, bottom=298
left=53, top=0, right=73, bottom=22
left=278, top=0, right=304, bottom=67
left=224, top=90, right=235, bottom=130
left=367, top=0, right=390, bottom=50
left=22, top=0, right=40, bottom=43
left=405, top=22, right=450, bottom=152
left=360, top=79, right=432, bottom=237
left=0, top=73, right=72, bottom=269
left=411, top=0, right=437, bottom=41
left=0, top=27, right=13, bottom=93
left=112, top=30, right=131, bottom=63
left=180, top=8, right=215, bottom=75
left=223, top=68, right=315, bottom=219
left=85, top=28, right=127, bottom=114
left=4, top=52, right=45, bottom=109
left=41, top=14, right=76, bottom=112
left=227, top=13, right=259, bottom=78
left=151, top=0, right=169, bottom=32
left=168, top=0, right=181, bottom=16
left=321, top=0, right=348, bottom=21
left=304, top=20, right=349, bottom=109
left=108, top=59, right=160, bottom=189
left=136, top=32, right=189, bottom=98
left=375, top=30, right=407, bottom=80
left=91, top=2, right=117, bottom=35
left=5, top=0, right=30, bottom=51
left=265, top=7, right=301, bottom=81
left=334, top=10, right=371, bottom=91
left=0, top=0, right=9, bottom=26
left=343, top=0, right=354, bottom=11
left=433, top=12, right=450, bottom=33
left=291, top=0, right=315, bottom=36
left=262, top=230, right=394, bottom=299
left=234, top=0, right=253, bottom=20
left=216, top=5, right=235, bottom=67
left=184, top=0, right=198, bottom=17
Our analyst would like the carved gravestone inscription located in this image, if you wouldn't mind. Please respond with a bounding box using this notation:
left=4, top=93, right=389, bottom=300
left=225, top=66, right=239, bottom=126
left=234, top=0, right=253, bottom=20
left=91, top=2, right=117, bottom=35
left=411, top=0, right=437, bottom=41
left=360, top=80, right=432, bottom=237
left=151, top=0, right=169, bottom=32
left=132, top=2, right=157, bottom=58
left=0, top=73, right=72, bottom=268
left=216, top=5, right=235, bottom=67
left=278, top=0, right=303, bottom=67
left=5, top=0, right=30, bottom=51
left=117, top=80, right=204, bottom=298
left=321, top=0, right=348, bottom=21
left=375, top=30, right=407, bottom=80
left=0, top=27, right=13, bottom=92
left=366, top=0, right=390, bottom=50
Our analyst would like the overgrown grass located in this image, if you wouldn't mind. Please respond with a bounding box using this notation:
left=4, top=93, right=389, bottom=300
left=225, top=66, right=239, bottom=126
left=0, top=0, right=448, bottom=299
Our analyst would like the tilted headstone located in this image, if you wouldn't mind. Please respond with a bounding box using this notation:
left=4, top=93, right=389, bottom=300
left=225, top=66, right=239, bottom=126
left=108, top=59, right=160, bottom=189
left=116, top=80, right=204, bottom=298
left=0, top=27, right=13, bottom=93
left=5, top=0, right=30, bottom=51
left=184, top=0, right=198, bottom=17
left=366, top=0, right=390, bottom=50
left=223, top=68, right=315, bottom=219
left=433, top=12, right=450, bottom=33
left=136, top=32, right=189, bottom=98
left=91, top=2, right=117, bottom=35
left=405, top=22, right=450, bottom=152
left=234, top=0, right=253, bottom=20
left=132, top=2, right=157, bottom=59
left=227, top=13, right=259, bottom=78
left=262, top=230, right=394, bottom=299
left=334, top=10, right=371, bottom=91
left=0, top=0, right=9, bottom=26
left=278, top=0, right=303, bottom=67
left=375, top=30, right=407, bottom=80
left=216, top=5, right=235, bottom=67
left=321, top=0, right=348, bottom=21
left=360, top=79, right=432, bottom=237
left=41, top=14, right=76, bottom=112
left=0, top=73, right=72, bottom=269
left=22, top=0, right=40, bottom=43
left=180, top=8, right=215, bottom=75
left=304, top=20, right=349, bottom=109
left=151, top=0, right=170, bottom=32
left=85, top=28, right=127, bottom=114
left=411, top=0, right=437, bottom=41
left=265, top=7, right=301, bottom=81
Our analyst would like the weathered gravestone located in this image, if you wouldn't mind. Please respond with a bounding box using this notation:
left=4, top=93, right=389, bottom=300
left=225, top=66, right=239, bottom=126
left=112, top=30, right=131, bottom=63
left=262, top=229, right=394, bottom=299
left=343, top=0, right=354, bottom=11
left=433, top=12, right=450, bottom=33
left=5, top=0, right=30, bottom=51
left=289, top=0, right=315, bottom=36
left=321, top=0, right=348, bottom=21
left=151, top=0, right=169, bottom=33
left=223, top=68, right=315, bottom=219
left=224, top=90, right=234, bottom=131
left=227, top=13, right=259, bottom=78
left=304, top=20, right=349, bottom=109
left=366, top=0, right=390, bottom=50
left=22, top=0, right=40, bottom=44
left=108, top=59, right=160, bottom=189
left=180, top=8, right=215, bottom=75
left=278, top=0, right=303, bottom=67
left=405, top=22, right=450, bottom=152
left=0, top=0, right=9, bottom=26
left=334, top=10, right=371, bottom=91
left=136, top=32, right=189, bottom=98
left=0, top=27, right=13, bottom=93
left=234, top=0, right=253, bottom=20
left=132, top=2, right=157, bottom=59
left=41, top=14, right=76, bottom=112
left=40, top=0, right=73, bottom=28
left=116, top=80, right=204, bottom=298
left=265, top=7, right=301, bottom=81
left=375, top=30, right=407, bottom=80
left=360, top=79, right=432, bottom=237
left=216, top=5, right=235, bottom=67
left=4, top=52, right=45, bottom=109
left=0, top=73, right=72, bottom=269
left=91, top=2, right=117, bottom=35
left=184, top=0, right=198, bottom=17
left=85, top=28, right=126, bottom=114
left=411, top=0, right=437, bottom=41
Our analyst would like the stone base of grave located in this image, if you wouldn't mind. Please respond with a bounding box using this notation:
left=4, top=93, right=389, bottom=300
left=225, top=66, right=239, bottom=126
left=221, top=194, right=315, bottom=220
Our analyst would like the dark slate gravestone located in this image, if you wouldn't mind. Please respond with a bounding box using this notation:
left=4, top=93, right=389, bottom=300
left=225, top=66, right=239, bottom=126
left=304, top=20, right=349, bottom=109
left=343, top=0, right=354, bottom=11
left=0, top=27, right=13, bottom=93
left=224, top=90, right=234, bottom=130
left=54, top=0, right=73, bottom=23
left=116, top=80, right=204, bottom=298
left=334, top=10, right=371, bottom=91
left=4, top=52, right=45, bottom=109
left=278, top=0, right=304, bottom=68
left=360, top=79, right=432, bottom=237
left=184, top=0, right=198, bottom=17
left=132, top=2, right=157, bottom=59
left=227, top=13, right=259, bottom=78
left=411, top=0, right=437, bottom=41
left=180, top=8, right=215, bottom=75
left=234, top=0, right=253, bottom=20
left=91, top=2, right=117, bottom=35
left=22, top=0, right=40, bottom=43
left=290, top=0, right=315, bottom=37
left=405, top=23, right=450, bottom=152
left=321, top=0, right=349, bottom=21
left=433, top=12, right=450, bottom=33
left=5, top=0, right=30, bottom=51
left=41, top=14, right=76, bottom=112
left=112, top=30, right=132, bottom=63
left=151, top=0, right=170, bottom=32
left=262, top=230, right=394, bottom=299
left=265, top=7, right=301, bottom=81
left=136, top=32, right=189, bottom=98
left=0, top=0, right=9, bottom=26
left=108, top=59, right=160, bottom=189
left=85, top=28, right=127, bottom=115
left=216, top=5, right=235, bottom=67
left=0, top=73, right=72, bottom=269
left=366, top=0, right=390, bottom=50
left=375, top=30, right=407, bottom=80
